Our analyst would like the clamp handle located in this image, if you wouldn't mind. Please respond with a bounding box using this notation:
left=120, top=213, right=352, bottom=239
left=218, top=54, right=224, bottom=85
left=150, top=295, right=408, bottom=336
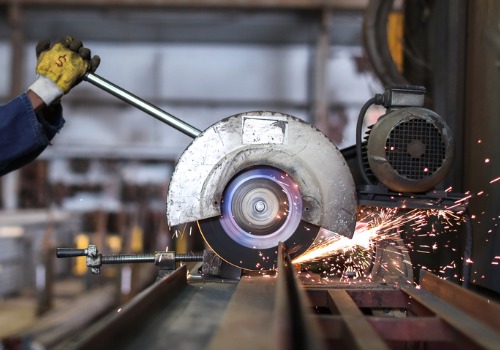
left=56, top=248, right=88, bottom=258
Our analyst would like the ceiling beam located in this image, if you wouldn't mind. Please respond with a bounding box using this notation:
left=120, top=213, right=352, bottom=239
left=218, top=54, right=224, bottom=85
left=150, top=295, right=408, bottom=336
left=1, top=0, right=368, bottom=10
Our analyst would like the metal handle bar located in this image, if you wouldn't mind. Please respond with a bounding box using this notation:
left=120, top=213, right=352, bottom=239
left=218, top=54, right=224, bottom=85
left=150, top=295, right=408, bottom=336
left=83, top=72, right=201, bottom=139
left=56, top=247, right=88, bottom=258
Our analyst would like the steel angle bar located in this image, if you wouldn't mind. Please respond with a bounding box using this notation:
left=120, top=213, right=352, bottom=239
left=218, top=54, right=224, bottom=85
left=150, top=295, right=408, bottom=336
left=207, top=272, right=277, bottom=350
left=366, top=317, right=454, bottom=343
left=401, top=282, right=500, bottom=350
left=325, top=289, right=389, bottom=350
left=315, top=316, right=454, bottom=343
left=84, top=72, right=201, bottom=138
left=419, top=269, right=500, bottom=332
left=66, top=265, right=188, bottom=350
left=305, top=288, right=409, bottom=310
left=344, top=289, right=409, bottom=309
left=272, top=243, right=326, bottom=350
left=209, top=243, right=325, bottom=350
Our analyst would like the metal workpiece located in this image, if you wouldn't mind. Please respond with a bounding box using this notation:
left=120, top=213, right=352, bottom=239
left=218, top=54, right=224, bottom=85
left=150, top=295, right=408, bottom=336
left=207, top=243, right=326, bottom=350
left=56, top=244, right=500, bottom=350
left=273, top=243, right=326, bottom=350
left=63, top=244, right=327, bottom=350
left=67, top=265, right=190, bottom=350
left=83, top=73, right=201, bottom=138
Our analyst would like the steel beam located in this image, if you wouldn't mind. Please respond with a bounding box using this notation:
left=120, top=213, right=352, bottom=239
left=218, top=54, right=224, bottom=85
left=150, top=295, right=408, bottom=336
left=209, top=243, right=326, bottom=350
left=67, top=265, right=188, bottom=349
left=273, top=242, right=325, bottom=350
left=402, top=286, right=500, bottom=350
left=366, top=317, right=454, bottom=343
left=1, top=0, right=369, bottom=10
left=207, top=274, right=277, bottom=350
left=41, top=243, right=500, bottom=350
left=326, top=289, right=389, bottom=350
left=420, top=269, right=500, bottom=332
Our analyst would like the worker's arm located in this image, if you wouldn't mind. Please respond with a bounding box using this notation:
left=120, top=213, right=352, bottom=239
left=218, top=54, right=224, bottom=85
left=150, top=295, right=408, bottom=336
left=0, top=93, right=63, bottom=176
left=27, top=89, right=46, bottom=113
left=0, top=36, right=99, bottom=176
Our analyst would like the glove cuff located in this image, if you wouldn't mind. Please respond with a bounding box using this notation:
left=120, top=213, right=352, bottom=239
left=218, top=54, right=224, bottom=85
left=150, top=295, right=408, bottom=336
left=28, top=75, right=64, bottom=106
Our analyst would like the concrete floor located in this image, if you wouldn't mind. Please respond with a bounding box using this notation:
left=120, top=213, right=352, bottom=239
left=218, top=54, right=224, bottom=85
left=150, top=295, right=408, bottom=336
left=0, top=265, right=160, bottom=349
left=0, top=277, right=87, bottom=339
left=0, top=296, right=36, bottom=338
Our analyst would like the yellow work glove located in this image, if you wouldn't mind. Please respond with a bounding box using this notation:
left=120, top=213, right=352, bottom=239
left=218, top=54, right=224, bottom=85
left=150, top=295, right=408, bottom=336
left=29, top=36, right=100, bottom=105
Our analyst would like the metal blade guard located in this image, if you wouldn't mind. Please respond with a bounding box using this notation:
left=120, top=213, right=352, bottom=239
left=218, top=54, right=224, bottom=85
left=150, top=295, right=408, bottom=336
left=167, top=112, right=357, bottom=270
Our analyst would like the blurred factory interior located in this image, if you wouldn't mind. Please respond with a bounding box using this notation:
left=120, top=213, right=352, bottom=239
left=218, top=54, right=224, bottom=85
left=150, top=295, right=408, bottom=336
left=0, top=0, right=499, bottom=349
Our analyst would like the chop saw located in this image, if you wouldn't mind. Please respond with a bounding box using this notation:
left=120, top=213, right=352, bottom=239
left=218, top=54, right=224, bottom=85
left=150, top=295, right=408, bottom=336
left=79, top=73, right=357, bottom=271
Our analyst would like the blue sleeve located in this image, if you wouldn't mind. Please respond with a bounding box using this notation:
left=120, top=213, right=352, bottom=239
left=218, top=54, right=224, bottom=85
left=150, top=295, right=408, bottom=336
left=0, top=93, right=65, bottom=176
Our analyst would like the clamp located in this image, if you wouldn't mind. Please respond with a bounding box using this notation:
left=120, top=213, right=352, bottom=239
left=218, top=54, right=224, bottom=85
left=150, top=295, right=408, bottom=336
left=56, top=245, right=203, bottom=275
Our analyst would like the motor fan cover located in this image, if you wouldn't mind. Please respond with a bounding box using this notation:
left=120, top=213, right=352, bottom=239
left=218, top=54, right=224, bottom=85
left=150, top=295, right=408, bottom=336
left=366, top=107, right=454, bottom=193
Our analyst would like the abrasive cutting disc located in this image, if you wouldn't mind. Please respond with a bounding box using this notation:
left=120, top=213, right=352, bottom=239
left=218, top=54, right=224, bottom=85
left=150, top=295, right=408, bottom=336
left=198, top=166, right=319, bottom=270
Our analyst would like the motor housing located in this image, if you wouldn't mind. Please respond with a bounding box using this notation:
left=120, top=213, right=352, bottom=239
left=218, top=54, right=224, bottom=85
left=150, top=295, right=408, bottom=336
left=366, top=107, right=454, bottom=193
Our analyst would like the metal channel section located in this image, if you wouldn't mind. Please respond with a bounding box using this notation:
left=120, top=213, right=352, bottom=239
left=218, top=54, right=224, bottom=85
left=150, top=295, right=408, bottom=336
left=63, top=243, right=325, bottom=350
left=63, top=249, right=500, bottom=350
left=208, top=242, right=325, bottom=350
left=63, top=265, right=189, bottom=350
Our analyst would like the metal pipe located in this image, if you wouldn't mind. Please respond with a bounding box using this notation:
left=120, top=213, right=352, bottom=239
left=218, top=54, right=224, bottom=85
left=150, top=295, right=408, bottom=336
left=84, top=72, right=202, bottom=139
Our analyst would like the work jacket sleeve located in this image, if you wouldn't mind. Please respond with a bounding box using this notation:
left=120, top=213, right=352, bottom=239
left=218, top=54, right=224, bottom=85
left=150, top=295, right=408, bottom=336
left=0, top=93, right=64, bottom=176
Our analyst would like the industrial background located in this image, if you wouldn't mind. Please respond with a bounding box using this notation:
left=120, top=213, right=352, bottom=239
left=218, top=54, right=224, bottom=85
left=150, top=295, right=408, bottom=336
left=0, top=0, right=499, bottom=349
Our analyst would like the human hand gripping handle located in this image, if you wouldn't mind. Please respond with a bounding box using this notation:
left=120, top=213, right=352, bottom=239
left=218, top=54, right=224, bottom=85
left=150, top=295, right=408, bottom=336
left=29, top=36, right=100, bottom=105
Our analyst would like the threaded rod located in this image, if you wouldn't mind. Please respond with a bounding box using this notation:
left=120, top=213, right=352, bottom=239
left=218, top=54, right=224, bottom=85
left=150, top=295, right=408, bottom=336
left=100, top=252, right=204, bottom=265
left=101, top=254, right=155, bottom=264
left=176, top=253, right=204, bottom=262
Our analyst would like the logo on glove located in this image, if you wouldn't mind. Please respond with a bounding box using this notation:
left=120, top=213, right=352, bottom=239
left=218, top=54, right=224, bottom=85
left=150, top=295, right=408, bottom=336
left=55, top=55, right=67, bottom=67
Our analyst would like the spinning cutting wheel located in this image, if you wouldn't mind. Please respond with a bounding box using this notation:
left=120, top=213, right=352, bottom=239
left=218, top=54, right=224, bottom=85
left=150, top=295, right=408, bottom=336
left=199, top=166, right=318, bottom=270
left=219, top=167, right=302, bottom=246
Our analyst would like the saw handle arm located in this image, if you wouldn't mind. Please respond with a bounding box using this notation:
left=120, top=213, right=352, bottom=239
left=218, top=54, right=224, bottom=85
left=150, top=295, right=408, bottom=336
left=83, top=72, right=201, bottom=139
